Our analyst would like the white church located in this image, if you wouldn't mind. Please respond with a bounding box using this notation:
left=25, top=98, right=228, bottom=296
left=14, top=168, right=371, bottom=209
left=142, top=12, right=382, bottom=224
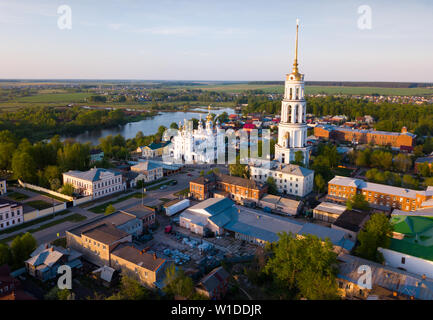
left=167, top=108, right=225, bottom=164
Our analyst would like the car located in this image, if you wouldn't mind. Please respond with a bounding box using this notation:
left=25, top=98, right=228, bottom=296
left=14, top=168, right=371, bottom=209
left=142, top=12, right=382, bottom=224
left=160, top=185, right=167, bottom=190
left=187, top=173, right=192, bottom=177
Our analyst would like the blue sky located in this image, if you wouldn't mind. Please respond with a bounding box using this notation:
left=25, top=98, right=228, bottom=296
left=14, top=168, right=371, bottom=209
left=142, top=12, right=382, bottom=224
left=1, top=0, right=432, bottom=81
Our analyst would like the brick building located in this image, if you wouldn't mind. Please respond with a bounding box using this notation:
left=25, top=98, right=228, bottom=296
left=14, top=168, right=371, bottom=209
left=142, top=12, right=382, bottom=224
left=314, top=125, right=416, bottom=149
left=327, top=176, right=433, bottom=212
left=189, top=172, right=267, bottom=203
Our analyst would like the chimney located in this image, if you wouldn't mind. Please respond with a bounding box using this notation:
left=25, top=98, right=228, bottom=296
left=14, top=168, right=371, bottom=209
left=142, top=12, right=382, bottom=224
left=153, top=253, right=157, bottom=260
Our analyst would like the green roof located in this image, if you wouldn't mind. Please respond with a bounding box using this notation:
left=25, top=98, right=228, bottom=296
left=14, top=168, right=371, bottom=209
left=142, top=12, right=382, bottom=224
left=392, top=215, right=433, bottom=235
left=389, top=238, right=433, bottom=261
left=389, top=215, right=433, bottom=261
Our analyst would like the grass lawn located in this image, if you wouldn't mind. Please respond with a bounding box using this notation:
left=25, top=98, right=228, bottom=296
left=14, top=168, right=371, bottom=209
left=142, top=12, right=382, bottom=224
left=7, top=192, right=30, bottom=201
left=26, top=200, right=53, bottom=210
left=174, top=188, right=190, bottom=197
left=51, top=237, right=67, bottom=248
left=89, top=192, right=141, bottom=213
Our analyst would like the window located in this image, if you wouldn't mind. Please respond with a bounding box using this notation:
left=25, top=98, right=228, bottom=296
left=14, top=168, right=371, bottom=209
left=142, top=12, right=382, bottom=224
left=401, top=257, right=406, bottom=264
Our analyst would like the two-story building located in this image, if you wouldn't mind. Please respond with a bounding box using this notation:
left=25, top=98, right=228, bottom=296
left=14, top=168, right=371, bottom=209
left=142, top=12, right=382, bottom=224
left=62, top=168, right=125, bottom=199
left=327, top=176, right=433, bottom=212
left=0, top=198, right=24, bottom=231
left=130, top=161, right=164, bottom=183
left=190, top=172, right=267, bottom=203
left=65, top=211, right=142, bottom=266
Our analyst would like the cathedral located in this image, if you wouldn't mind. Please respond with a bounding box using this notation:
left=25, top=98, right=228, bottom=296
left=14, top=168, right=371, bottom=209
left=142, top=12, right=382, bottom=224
left=274, top=20, right=311, bottom=166
left=167, top=107, right=225, bottom=164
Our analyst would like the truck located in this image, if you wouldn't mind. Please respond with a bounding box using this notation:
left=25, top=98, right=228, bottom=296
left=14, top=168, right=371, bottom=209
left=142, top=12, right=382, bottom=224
left=164, top=199, right=191, bottom=216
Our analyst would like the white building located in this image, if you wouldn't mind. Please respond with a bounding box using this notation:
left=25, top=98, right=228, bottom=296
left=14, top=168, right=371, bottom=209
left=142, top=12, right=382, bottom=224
left=62, top=168, right=125, bottom=199
left=249, top=158, right=314, bottom=197
left=130, top=161, right=163, bottom=183
left=0, top=198, right=24, bottom=230
left=274, top=21, right=312, bottom=165
left=167, top=107, right=225, bottom=164
left=0, top=179, right=6, bottom=195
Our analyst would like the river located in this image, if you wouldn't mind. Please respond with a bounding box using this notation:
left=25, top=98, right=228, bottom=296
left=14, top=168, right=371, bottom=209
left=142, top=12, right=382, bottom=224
left=61, top=107, right=235, bottom=145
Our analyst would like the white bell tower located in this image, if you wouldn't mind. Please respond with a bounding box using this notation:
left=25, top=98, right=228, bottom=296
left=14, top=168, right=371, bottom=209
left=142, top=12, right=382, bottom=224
left=275, top=19, right=311, bottom=166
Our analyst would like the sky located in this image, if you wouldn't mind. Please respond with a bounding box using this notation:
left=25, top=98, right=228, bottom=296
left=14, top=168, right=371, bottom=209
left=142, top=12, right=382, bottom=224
left=0, top=0, right=432, bottom=82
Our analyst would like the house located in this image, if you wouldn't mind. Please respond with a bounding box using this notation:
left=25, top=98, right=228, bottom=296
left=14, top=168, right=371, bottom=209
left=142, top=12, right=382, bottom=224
left=337, top=254, right=433, bottom=300
left=130, top=161, right=164, bottom=183
left=190, top=172, right=267, bottom=203
left=63, top=168, right=125, bottom=199
left=25, top=244, right=83, bottom=281
left=120, top=204, right=156, bottom=230
left=0, top=179, right=6, bottom=195
left=137, top=141, right=171, bottom=158
left=90, top=149, right=104, bottom=163
left=195, top=266, right=230, bottom=299
left=180, top=198, right=355, bottom=251
left=0, top=198, right=24, bottom=231
left=110, top=244, right=168, bottom=288
left=66, top=211, right=141, bottom=266
left=257, top=194, right=302, bottom=216
left=0, top=265, right=35, bottom=300
left=331, top=209, right=371, bottom=240
left=313, top=202, right=347, bottom=223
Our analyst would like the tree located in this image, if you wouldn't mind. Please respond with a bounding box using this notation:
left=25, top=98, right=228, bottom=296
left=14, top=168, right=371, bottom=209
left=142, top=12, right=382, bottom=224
left=291, top=151, right=304, bottom=166
left=10, top=233, right=37, bottom=269
left=107, top=275, right=149, bottom=300
left=105, top=204, right=116, bottom=215
left=314, top=174, right=326, bottom=193
left=394, top=154, right=412, bottom=173
left=60, top=183, right=74, bottom=196
left=170, top=122, right=179, bottom=130
left=266, top=177, right=278, bottom=195
left=163, top=264, right=196, bottom=299
left=418, top=163, right=431, bottom=178
left=264, top=233, right=339, bottom=300
left=229, top=163, right=250, bottom=179
left=355, top=213, right=393, bottom=262
left=12, top=151, right=37, bottom=183
left=402, top=174, right=419, bottom=189
left=346, top=194, right=370, bottom=211
left=0, top=243, right=12, bottom=266
left=355, top=148, right=371, bottom=167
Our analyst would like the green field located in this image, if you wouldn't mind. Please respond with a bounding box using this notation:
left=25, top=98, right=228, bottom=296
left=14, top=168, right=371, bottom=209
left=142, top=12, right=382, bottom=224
left=12, top=92, right=91, bottom=103
left=182, top=83, right=433, bottom=96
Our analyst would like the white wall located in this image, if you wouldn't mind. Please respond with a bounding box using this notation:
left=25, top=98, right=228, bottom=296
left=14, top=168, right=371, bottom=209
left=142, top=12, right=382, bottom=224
left=378, top=247, right=433, bottom=278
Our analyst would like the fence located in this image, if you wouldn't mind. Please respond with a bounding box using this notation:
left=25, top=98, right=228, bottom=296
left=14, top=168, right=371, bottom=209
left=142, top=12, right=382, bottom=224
left=23, top=203, right=67, bottom=222
left=73, top=196, right=93, bottom=206
left=18, top=180, right=74, bottom=201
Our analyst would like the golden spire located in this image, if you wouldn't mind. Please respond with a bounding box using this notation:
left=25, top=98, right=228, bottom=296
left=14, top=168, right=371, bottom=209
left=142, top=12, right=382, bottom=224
left=206, top=104, right=212, bottom=122
left=292, top=18, right=300, bottom=75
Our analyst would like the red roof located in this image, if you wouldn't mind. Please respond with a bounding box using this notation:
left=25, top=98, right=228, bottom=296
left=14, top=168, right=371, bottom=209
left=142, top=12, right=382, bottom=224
left=243, top=123, right=256, bottom=129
